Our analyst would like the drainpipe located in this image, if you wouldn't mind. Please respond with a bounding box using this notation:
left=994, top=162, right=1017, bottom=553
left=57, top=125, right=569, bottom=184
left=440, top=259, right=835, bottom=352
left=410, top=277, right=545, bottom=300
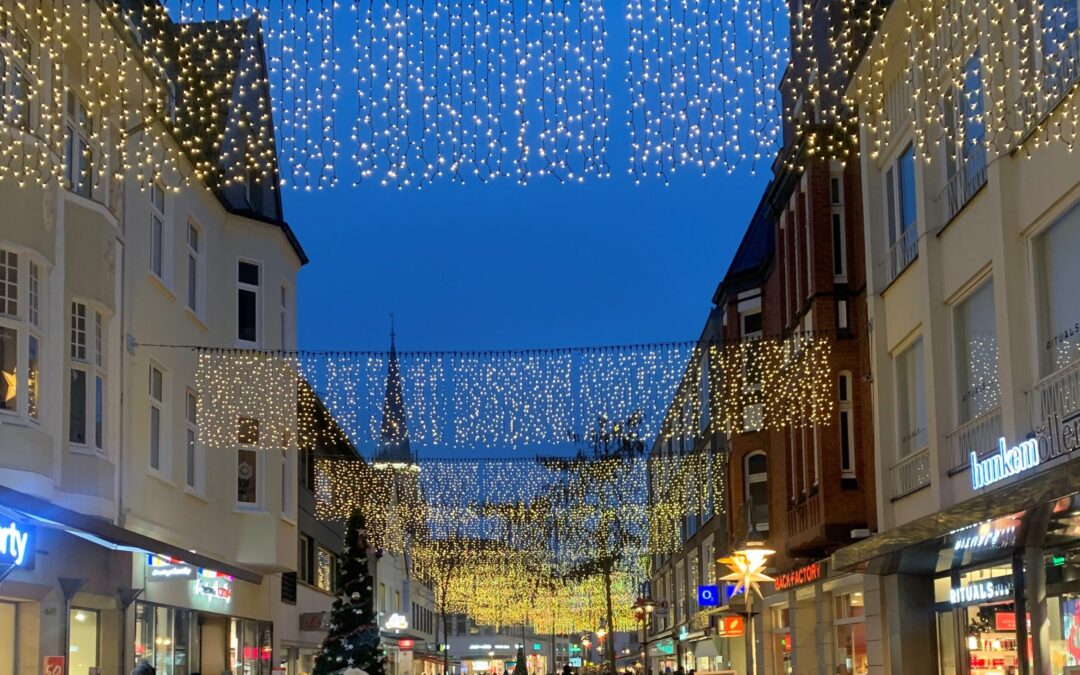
left=118, top=588, right=143, bottom=675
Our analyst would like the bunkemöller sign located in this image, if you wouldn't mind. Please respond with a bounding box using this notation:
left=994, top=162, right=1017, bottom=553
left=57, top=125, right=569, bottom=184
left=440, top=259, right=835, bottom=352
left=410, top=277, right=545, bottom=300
left=971, top=437, right=1041, bottom=490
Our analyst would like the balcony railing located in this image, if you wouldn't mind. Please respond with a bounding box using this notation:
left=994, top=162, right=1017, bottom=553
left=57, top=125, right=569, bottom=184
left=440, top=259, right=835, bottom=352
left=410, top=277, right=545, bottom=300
left=1029, top=357, right=1080, bottom=429
left=945, top=405, right=1002, bottom=473
left=881, top=226, right=918, bottom=290
left=787, top=492, right=821, bottom=537
left=939, top=153, right=987, bottom=225
left=891, top=445, right=931, bottom=499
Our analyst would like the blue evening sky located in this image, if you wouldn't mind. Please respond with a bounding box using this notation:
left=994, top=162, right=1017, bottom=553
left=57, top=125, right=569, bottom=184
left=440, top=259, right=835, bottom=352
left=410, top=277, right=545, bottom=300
left=269, top=2, right=778, bottom=354
left=285, top=169, right=766, bottom=353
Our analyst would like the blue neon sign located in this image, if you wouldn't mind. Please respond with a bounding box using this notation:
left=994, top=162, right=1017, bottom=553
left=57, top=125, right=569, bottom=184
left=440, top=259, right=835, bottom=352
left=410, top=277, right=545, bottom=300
left=0, top=521, right=33, bottom=567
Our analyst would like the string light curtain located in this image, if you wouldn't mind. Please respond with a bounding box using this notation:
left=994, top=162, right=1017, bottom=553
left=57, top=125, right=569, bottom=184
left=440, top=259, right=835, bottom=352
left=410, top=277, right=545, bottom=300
left=194, top=335, right=834, bottom=450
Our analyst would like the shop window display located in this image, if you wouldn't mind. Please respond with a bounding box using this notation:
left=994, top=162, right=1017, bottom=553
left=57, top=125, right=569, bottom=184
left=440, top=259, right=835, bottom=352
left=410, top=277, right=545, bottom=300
left=834, top=593, right=867, bottom=675
left=771, top=606, right=791, bottom=675
left=134, top=603, right=199, bottom=675
left=230, top=617, right=273, bottom=675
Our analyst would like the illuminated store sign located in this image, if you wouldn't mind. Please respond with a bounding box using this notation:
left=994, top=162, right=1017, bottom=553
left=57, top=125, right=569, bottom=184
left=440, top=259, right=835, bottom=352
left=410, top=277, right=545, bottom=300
left=0, top=522, right=32, bottom=567
left=773, top=561, right=825, bottom=591
left=949, top=579, right=1013, bottom=607
left=146, top=555, right=196, bottom=581
left=971, top=437, right=1040, bottom=490
left=470, top=645, right=493, bottom=651
left=385, top=613, right=409, bottom=631
left=697, top=585, right=719, bottom=607
left=715, top=616, right=744, bottom=638
left=951, top=517, right=1018, bottom=552
left=194, top=578, right=233, bottom=602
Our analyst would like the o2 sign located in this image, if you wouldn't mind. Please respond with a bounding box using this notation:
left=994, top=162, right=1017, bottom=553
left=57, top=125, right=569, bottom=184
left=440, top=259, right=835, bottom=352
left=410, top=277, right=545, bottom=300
left=698, top=585, right=719, bottom=607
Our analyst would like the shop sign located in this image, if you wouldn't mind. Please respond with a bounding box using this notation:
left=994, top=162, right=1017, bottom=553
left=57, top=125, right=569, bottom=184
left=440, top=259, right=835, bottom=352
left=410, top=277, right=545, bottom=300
left=949, top=578, right=1013, bottom=607
left=42, top=656, right=64, bottom=675
left=773, top=561, right=825, bottom=591
left=533, top=643, right=541, bottom=651
left=951, top=516, right=1018, bottom=552
left=0, top=521, right=33, bottom=567
left=1032, top=409, right=1080, bottom=467
left=472, top=662, right=490, bottom=670
left=400, top=639, right=415, bottom=650
left=385, top=613, right=409, bottom=630
left=146, top=555, right=196, bottom=581
left=995, top=612, right=1017, bottom=631
left=568, top=645, right=581, bottom=654
left=493, top=645, right=511, bottom=649
left=300, top=612, right=328, bottom=631
left=469, top=645, right=493, bottom=651
left=568, top=659, right=582, bottom=668
left=193, top=578, right=232, bottom=603
left=715, top=616, right=744, bottom=638
left=677, top=625, right=689, bottom=641
left=697, top=585, right=719, bottom=607
left=970, top=437, right=1041, bottom=490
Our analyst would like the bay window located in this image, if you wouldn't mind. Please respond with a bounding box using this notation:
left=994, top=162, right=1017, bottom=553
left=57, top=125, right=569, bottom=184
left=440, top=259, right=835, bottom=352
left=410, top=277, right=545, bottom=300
left=70, top=302, right=106, bottom=452
left=0, top=249, right=43, bottom=422
left=237, top=261, right=261, bottom=345
left=64, top=90, right=95, bottom=198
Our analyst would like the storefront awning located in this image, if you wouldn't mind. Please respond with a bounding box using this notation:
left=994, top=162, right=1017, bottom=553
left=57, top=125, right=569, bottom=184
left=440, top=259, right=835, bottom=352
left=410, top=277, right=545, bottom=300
left=830, top=453, right=1080, bottom=575
left=0, top=486, right=262, bottom=584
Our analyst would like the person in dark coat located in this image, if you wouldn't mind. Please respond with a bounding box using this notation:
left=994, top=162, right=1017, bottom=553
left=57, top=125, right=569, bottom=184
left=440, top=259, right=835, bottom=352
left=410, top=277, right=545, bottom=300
left=562, top=665, right=573, bottom=675
left=130, top=660, right=155, bottom=675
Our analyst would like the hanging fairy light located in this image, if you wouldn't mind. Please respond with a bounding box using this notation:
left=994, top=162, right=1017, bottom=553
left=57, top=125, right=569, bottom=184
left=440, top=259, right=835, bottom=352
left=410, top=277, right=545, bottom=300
left=194, top=335, right=834, bottom=450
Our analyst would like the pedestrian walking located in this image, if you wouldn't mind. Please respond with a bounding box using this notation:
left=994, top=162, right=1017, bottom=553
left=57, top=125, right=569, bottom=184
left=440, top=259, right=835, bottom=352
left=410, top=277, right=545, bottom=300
left=130, top=660, right=155, bottom=675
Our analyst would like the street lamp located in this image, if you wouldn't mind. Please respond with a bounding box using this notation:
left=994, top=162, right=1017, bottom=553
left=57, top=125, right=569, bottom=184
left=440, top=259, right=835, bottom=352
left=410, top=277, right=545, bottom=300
left=718, top=539, right=775, bottom=675
left=631, top=596, right=655, bottom=671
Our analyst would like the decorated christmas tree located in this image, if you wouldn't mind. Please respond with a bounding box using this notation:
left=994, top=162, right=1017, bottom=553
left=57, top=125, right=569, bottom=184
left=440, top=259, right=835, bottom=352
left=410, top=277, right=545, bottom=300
left=314, top=510, right=387, bottom=675
left=513, top=647, right=527, bottom=675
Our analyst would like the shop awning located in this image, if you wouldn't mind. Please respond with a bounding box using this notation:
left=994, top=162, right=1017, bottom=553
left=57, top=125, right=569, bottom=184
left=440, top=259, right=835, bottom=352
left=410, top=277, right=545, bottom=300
left=0, top=485, right=262, bottom=584
left=830, top=453, right=1080, bottom=575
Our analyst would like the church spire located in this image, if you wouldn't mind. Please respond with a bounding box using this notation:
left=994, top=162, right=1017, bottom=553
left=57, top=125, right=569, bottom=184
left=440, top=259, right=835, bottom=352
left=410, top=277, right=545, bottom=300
left=376, top=315, right=412, bottom=462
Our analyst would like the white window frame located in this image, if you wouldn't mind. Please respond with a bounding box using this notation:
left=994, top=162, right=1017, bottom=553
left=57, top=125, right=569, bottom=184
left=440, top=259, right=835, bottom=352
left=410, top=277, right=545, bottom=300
left=279, top=283, right=290, bottom=350
left=745, top=451, right=769, bottom=532
left=150, top=181, right=167, bottom=282
left=894, top=336, right=928, bottom=460
left=236, top=259, right=262, bottom=346
left=69, top=301, right=107, bottom=455
left=64, top=88, right=96, bottom=199
left=148, top=362, right=168, bottom=476
left=236, top=446, right=264, bottom=510
left=884, top=142, right=918, bottom=248
left=186, top=219, right=203, bottom=317
left=0, top=250, right=43, bottom=424
left=184, top=388, right=204, bottom=495
left=838, top=371, right=856, bottom=478
left=0, top=16, right=34, bottom=132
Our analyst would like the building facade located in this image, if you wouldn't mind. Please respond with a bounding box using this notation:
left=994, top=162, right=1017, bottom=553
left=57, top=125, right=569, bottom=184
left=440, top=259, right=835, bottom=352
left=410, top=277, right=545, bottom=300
left=837, top=0, right=1080, bottom=670
left=0, top=4, right=310, bottom=675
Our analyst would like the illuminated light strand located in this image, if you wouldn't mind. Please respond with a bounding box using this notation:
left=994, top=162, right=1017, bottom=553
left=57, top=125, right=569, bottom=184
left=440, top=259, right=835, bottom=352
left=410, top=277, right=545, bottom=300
left=192, top=335, right=834, bottom=450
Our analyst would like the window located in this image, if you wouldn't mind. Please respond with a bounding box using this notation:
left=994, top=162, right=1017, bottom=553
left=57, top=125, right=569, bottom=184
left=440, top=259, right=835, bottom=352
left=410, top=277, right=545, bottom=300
left=1039, top=0, right=1079, bottom=97
left=149, top=364, right=164, bottom=470
left=281, top=448, right=293, bottom=518
left=1, top=20, right=33, bottom=130
left=185, top=390, right=200, bottom=491
left=70, top=303, right=105, bottom=451
left=64, top=90, right=94, bottom=198
left=150, top=182, right=166, bottom=279
left=69, top=608, right=99, bottom=675
left=1035, top=203, right=1080, bottom=374
left=298, top=534, right=313, bottom=584
left=394, top=589, right=401, bottom=612
left=280, top=285, right=289, bottom=350
left=884, top=143, right=918, bottom=282
left=379, top=583, right=387, bottom=613
left=237, top=448, right=260, bottom=506
left=237, top=261, right=260, bottom=344
left=0, top=250, right=16, bottom=317
left=834, top=593, right=868, bottom=674
left=830, top=176, right=842, bottom=205
left=745, top=452, right=769, bottom=532
left=961, top=54, right=986, bottom=174
left=0, top=326, right=13, bottom=413
left=839, top=372, right=856, bottom=478
left=832, top=211, right=847, bottom=280
left=316, top=546, right=335, bottom=592
left=186, top=222, right=201, bottom=314
left=134, top=603, right=204, bottom=675
left=895, top=337, right=928, bottom=458
left=955, top=281, right=999, bottom=422
left=837, top=299, right=849, bottom=330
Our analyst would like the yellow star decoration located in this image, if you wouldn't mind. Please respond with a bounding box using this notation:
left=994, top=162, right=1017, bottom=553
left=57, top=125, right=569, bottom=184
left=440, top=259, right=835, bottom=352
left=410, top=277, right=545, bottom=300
left=718, top=546, right=775, bottom=599
left=2, top=369, right=16, bottom=405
